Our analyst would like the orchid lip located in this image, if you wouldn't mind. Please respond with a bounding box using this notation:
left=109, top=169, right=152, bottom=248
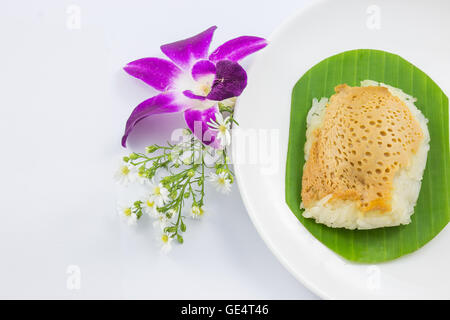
left=206, top=60, right=247, bottom=101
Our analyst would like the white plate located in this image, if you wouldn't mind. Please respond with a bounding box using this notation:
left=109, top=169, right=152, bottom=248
left=233, top=0, right=450, bottom=299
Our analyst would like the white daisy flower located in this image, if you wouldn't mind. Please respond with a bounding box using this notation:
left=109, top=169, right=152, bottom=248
left=190, top=205, right=205, bottom=219
left=207, top=113, right=231, bottom=147
left=157, top=232, right=173, bottom=254
left=114, top=162, right=136, bottom=186
left=180, top=149, right=201, bottom=165
left=149, top=181, right=170, bottom=207
left=152, top=215, right=170, bottom=231
left=117, top=204, right=137, bottom=226
left=136, top=171, right=150, bottom=185
left=204, top=147, right=223, bottom=166
left=208, top=172, right=232, bottom=194
left=142, top=198, right=158, bottom=217
left=152, top=209, right=175, bottom=231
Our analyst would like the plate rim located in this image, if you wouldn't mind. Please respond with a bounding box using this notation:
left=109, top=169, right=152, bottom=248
left=232, top=0, right=333, bottom=299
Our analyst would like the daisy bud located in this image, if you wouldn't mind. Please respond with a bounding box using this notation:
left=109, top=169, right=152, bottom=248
left=133, top=200, right=142, bottom=208
left=187, top=169, right=195, bottom=178
left=129, top=152, right=139, bottom=160
left=165, top=226, right=177, bottom=233
left=145, top=145, right=158, bottom=154
left=166, top=209, right=176, bottom=219
left=157, top=207, right=166, bottom=213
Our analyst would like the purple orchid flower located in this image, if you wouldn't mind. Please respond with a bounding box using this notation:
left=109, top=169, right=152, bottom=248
left=122, top=26, right=267, bottom=148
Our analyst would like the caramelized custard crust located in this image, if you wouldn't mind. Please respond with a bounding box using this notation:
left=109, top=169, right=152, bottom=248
left=301, top=84, right=423, bottom=212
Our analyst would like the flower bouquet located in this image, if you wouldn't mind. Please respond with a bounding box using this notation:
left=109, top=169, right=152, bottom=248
left=115, top=26, right=266, bottom=252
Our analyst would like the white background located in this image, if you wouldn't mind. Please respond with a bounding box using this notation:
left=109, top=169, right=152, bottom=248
left=0, top=0, right=317, bottom=298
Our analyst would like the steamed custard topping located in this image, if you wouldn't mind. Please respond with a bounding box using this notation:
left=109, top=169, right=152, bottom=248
left=301, top=84, right=424, bottom=212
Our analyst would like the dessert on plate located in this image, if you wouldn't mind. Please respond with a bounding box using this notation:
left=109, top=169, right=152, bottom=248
left=301, top=80, right=430, bottom=230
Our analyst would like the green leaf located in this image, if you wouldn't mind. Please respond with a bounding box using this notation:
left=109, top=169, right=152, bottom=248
left=286, top=49, right=450, bottom=263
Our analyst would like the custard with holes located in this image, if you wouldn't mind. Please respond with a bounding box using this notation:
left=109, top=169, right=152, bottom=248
left=301, top=80, right=429, bottom=229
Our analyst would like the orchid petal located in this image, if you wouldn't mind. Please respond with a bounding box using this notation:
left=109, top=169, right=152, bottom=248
left=160, top=26, right=217, bottom=70
left=191, top=60, right=216, bottom=81
left=122, top=92, right=186, bottom=147
left=184, top=106, right=220, bottom=147
left=183, top=90, right=207, bottom=101
left=123, top=58, right=181, bottom=91
left=209, top=36, right=267, bottom=62
left=206, top=60, right=247, bottom=101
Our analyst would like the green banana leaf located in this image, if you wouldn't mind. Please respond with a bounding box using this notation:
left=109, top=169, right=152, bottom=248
left=286, top=49, right=450, bottom=263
